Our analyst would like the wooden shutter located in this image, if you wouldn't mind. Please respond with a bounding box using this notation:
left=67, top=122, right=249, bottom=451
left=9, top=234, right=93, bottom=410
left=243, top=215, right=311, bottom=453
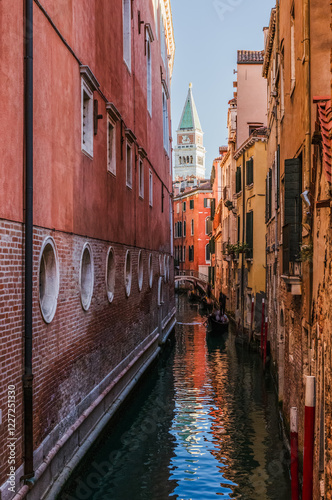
left=246, top=211, right=253, bottom=259
left=211, top=199, right=216, bottom=220
left=246, top=158, right=253, bottom=185
left=284, top=157, right=302, bottom=263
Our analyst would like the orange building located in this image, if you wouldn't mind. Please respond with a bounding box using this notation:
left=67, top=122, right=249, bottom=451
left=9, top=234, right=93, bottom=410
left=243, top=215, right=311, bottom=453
left=173, top=179, right=213, bottom=279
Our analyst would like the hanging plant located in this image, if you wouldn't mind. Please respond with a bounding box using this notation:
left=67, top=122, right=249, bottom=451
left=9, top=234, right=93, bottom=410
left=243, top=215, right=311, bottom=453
left=299, top=243, right=313, bottom=263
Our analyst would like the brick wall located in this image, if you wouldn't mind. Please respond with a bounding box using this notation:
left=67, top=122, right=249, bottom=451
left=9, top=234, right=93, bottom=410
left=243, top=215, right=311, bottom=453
left=0, top=220, right=24, bottom=487
left=0, top=221, right=174, bottom=487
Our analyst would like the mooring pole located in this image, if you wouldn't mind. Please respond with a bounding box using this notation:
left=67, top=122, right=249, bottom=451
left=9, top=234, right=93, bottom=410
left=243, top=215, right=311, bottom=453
left=263, top=316, right=268, bottom=369
left=291, top=407, right=299, bottom=500
left=302, top=376, right=316, bottom=500
left=249, top=296, right=254, bottom=343
left=260, top=298, right=265, bottom=356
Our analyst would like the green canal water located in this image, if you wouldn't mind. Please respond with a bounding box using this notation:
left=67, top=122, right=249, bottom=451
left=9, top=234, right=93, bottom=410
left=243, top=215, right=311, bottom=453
left=59, top=294, right=291, bottom=500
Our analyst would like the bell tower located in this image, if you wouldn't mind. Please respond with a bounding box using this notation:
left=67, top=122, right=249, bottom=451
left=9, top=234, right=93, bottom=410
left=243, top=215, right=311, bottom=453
left=173, top=83, right=206, bottom=180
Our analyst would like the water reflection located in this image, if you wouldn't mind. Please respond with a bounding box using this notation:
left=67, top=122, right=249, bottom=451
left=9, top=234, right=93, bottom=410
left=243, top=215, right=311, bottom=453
left=59, top=295, right=290, bottom=500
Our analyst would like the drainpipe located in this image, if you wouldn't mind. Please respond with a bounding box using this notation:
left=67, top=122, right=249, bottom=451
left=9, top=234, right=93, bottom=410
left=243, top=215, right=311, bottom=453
left=23, top=0, right=34, bottom=480
left=303, top=0, right=313, bottom=328
left=241, top=152, right=246, bottom=335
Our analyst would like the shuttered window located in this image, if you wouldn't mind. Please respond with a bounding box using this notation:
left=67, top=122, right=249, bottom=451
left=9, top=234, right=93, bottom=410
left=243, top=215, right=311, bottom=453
left=190, top=200, right=194, bottom=210
left=211, top=199, right=216, bottom=220
left=265, top=169, right=273, bottom=222
left=283, top=157, right=302, bottom=273
left=189, top=245, right=194, bottom=262
left=246, top=158, right=254, bottom=185
left=236, top=167, right=242, bottom=193
left=246, top=211, right=253, bottom=259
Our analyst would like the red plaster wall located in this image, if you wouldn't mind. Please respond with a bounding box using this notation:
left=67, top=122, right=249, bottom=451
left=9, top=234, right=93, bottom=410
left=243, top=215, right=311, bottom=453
left=0, top=0, right=175, bottom=487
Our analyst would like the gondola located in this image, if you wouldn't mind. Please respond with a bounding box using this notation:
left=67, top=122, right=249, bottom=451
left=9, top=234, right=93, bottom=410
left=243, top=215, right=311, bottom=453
left=207, top=314, right=229, bottom=335
left=188, top=290, right=201, bottom=302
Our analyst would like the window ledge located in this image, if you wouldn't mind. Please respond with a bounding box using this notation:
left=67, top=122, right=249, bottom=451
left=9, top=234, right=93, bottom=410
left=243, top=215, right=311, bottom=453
left=290, top=80, right=296, bottom=97
left=281, top=274, right=302, bottom=295
left=82, top=148, right=93, bottom=160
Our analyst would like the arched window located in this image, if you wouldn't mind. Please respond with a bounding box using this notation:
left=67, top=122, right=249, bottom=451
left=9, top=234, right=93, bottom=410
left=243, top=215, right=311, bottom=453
left=179, top=156, right=182, bottom=164
left=187, top=156, right=189, bottom=164
left=190, top=156, right=193, bottom=164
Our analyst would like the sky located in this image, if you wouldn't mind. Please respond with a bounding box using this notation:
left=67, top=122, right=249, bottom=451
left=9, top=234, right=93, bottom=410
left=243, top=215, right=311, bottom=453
left=170, top=0, right=275, bottom=177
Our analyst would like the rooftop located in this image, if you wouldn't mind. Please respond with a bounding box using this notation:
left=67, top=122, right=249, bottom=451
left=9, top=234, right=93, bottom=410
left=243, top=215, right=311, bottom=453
left=178, top=83, right=202, bottom=131
left=314, top=98, right=332, bottom=183
left=237, top=50, right=264, bottom=65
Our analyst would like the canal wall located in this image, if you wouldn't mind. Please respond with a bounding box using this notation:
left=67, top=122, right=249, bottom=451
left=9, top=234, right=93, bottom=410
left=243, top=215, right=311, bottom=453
left=0, top=266, right=176, bottom=500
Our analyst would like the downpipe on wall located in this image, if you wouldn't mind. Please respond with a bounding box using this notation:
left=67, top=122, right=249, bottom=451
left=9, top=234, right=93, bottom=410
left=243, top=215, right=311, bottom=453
left=23, top=0, right=34, bottom=482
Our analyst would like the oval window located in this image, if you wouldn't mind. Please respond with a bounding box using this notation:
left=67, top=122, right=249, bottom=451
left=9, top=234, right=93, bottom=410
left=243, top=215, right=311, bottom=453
left=39, top=237, right=59, bottom=323
left=80, top=243, right=94, bottom=311
left=148, top=253, right=153, bottom=289
left=106, top=247, right=116, bottom=303
left=164, top=254, right=167, bottom=282
left=124, top=250, right=132, bottom=297
left=138, top=250, right=143, bottom=291
left=158, top=276, right=164, bottom=307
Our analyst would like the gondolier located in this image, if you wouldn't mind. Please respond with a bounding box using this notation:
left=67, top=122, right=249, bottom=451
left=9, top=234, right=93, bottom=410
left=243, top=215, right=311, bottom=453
left=219, top=292, right=226, bottom=315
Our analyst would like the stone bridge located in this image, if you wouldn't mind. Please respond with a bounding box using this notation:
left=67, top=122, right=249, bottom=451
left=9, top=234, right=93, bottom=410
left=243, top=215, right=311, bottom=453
left=174, top=270, right=209, bottom=292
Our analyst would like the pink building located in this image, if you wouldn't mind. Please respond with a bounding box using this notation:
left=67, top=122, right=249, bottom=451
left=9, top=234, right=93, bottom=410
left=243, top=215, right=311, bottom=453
left=0, top=1, right=175, bottom=498
left=236, top=50, right=267, bottom=148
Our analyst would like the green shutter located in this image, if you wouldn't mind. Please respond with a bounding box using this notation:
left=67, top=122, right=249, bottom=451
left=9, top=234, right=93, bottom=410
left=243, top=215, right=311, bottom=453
left=284, top=157, right=302, bottom=262
left=190, top=199, right=194, bottom=209
left=236, top=167, right=242, bottom=193
left=246, top=211, right=253, bottom=259
left=211, top=199, right=216, bottom=220
left=246, top=158, right=254, bottom=185
left=268, top=169, right=272, bottom=220
left=237, top=216, right=241, bottom=244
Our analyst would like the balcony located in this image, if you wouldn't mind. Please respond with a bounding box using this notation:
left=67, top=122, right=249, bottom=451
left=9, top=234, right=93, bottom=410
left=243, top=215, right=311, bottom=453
left=281, top=224, right=302, bottom=295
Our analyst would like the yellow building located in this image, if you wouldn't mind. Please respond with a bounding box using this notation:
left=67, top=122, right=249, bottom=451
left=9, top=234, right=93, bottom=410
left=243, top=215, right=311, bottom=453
left=233, top=129, right=267, bottom=332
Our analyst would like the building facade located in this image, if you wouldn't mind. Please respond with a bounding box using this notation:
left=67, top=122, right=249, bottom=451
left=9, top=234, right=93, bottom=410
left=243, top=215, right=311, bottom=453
left=173, top=180, right=213, bottom=279
left=263, top=2, right=332, bottom=498
left=234, top=131, right=268, bottom=332
left=0, top=1, right=175, bottom=499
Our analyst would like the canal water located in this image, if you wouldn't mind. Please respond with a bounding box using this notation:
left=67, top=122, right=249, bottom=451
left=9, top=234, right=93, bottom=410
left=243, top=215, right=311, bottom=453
left=59, top=295, right=291, bottom=500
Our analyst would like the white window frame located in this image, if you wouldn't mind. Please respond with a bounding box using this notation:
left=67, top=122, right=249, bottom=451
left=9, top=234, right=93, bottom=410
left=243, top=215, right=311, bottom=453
left=149, top=169, right=153, bottom=206
left=146, top=33, right=152, bottom=115
left=107, top=116, right=116, bottom=175
left=139, top=158, right=144, bottom=198
left=290, top=9, right=296, bottom=95
left=162, top=89, right=169, bottom=154
left=81, top=79, right=94, bottom=158
left=123, top=0, right=131, bottom=71
left=126, top=141, right=133, bottom=189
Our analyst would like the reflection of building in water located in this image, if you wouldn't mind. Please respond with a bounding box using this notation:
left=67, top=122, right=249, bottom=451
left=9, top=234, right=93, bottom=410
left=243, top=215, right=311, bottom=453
left=206, top=338, right=289, bottom=499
